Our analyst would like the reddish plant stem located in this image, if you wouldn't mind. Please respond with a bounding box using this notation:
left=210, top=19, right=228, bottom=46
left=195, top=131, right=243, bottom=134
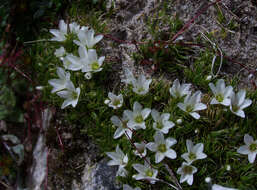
left=124, top=130, right=151, bottom=168
left=55, top=127, right=64, bottom=152
left=170, top=0, right=223, bottom=42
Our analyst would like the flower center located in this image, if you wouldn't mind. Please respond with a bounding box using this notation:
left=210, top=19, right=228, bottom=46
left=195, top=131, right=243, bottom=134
left=215, top=94, right=224, bottom=102
left=113, top=99, right=120, bottom=106
left=135, top=115, right=143, bottom=123
left=146, top=169, right=153, bottom=177
left=65, top=60, right=71, bottom=67
left=71, top=91, right=78, bottom=99
left=175, top=91, right=181, bottom=98
left=137, top=87, right=145, bottom=93
left=232, top=105, right=239, bottom=112
left=186, top=105, right=194, bottom=113
left=183, top=165, right=193, bottom=174
left=156, top=122, right=163, bottom=129
left=91, top=61, right=100, bottom=70
left=188, top=152, right=196, bottom=160
left=249, top=143, right=257, bottom=152
left=158, top=144, right=167, bottom=153
left=137, top=146, right=144, bottom=154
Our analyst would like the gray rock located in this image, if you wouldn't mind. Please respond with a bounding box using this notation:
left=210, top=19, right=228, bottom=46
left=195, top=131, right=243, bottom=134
left=73, top=158, right=121, bottom=190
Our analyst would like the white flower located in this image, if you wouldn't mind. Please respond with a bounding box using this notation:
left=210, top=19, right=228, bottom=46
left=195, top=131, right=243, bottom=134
left=50, top=20, right=80, bottom=42
left=106, top=92, right=123, bottom=109
left=56, top=81, right=80, bottom=109
left=230, top=89, right=252, bottom=118
left=82, top=49, right=105, bottom=74
left=169, top=79, right=191, bottom=99
left=54, top=47, right=66, bottom=58
left=122, top=69, right=152, bottom=95
left=111, top=113, right=132, bottom=139
left=151, top=109, right=175, bottom=134
left=132, top=158, right=158, bottom=184
left=65, top=46, right=87, bottom=71
left=209, top=79, right=233, bottom=106
left=124, top=101, right=151, bottom=130
left=68, top=22, right=81, bottom=34
left=50, top=20, right=67, bottom=42
left=74, top=28, right=103, bottom=49
left=177, top=91, right=207, bottom=119
left=133, top=142, right=147, bottom=158
left=106, top=145, right=128, bottom=177
left=212, top=184, right=238, bottom=190
left=48, top=67, right=71, bottom=93
left=132, top=74, right=152, bottom=95
left=177, top=162, right=197, bottom=185
left=146, top=132, right=177, bottom=163
left=123, top=184, right=141, bottom=190
left=237, top=134, right=257, bottom=163
left=181, top=140, right=207, bottom=164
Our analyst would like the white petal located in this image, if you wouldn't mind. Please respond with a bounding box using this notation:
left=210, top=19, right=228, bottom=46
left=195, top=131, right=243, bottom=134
left=113, top=127, right=124, bottom=139
left=210, top=98, right=219, bottom=105
left=187, top=175, right=194, bottom=185
left=180, top=174, right=187, bottom=183
left=111, top=116, right=122, bottom=127
left=94, top=35, right=103, bottom=44
left=237, top=90, right=246, bottom=106
left=209, top=83, right=217, bottom=95
left=142, top=108, right=151, bottom=120
left=248, top=153, right=256, bottom=163
left=146, top=142, right=157, bottom=152
left=240, top=99, right=252, bottom=109
left=194, top=103, right=207, bottom=111
left=177, top=103, right=186, bottom=112
left=166, top=138, right=177, bottom=147
left=57, top=90, right=70, bottom=98
left=193, top=143, right=204, bottom=154
left=133, top=102, right=142, bottom=112
left=155, top=152, right=165, bottom=163
left=237, top=145, right=250, bottom=155
left=186, top=140, right=193, bottom=152
left=61, top=98, right=72, bottom=109
left=190, top=112, right=200, bottom=119
left=154, top=132, right=164, bottom=144
left=151, top=109, right=160, bottom=122
left=221, top=98, right=231, bottom=106
left=165, top=149, right=177, bottom=159
left=132, top=164, right=146, bottom=174
left=233, top=109, right=245, bottom=118
left=123, top=110, right=133, bottom=120
left=244, top=134, right=254, bottom=145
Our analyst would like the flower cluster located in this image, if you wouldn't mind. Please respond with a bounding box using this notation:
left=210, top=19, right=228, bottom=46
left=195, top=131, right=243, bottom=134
left=105, top=76, right=254, bottom=188
left=177, top=140, right=207, bottom=185
left=171, top=79, right=252, bottom=119
left=48, top=20, right=104, bottom=108
left=209, top=79, right=252, bottom=118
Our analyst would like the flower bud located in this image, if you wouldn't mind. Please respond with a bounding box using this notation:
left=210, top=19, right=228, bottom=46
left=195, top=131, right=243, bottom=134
left=205, top=75, right=212, bottom=81
left=176, top=118, right=182, bottom=124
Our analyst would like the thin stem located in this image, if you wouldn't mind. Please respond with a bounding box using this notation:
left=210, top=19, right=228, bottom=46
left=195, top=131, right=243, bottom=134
left=23, top=39, right=50, bottom=44
left=164, top=163, right=183, bottom=190
left=155, top=178, right=180, bottom=190
left=0, top=180, right=10, bottom=188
